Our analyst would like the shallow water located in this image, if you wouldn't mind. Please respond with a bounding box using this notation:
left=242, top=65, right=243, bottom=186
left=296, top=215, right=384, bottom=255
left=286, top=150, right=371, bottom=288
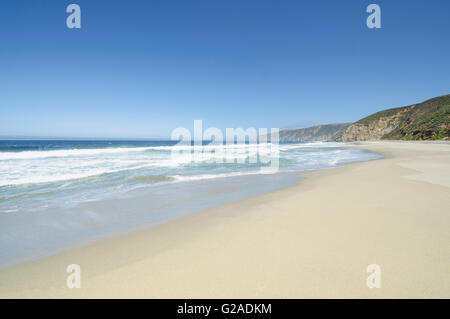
left=0, top=140, right=382, bottom=267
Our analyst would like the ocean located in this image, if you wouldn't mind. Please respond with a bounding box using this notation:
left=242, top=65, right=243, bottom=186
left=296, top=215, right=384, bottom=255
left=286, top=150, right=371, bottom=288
left=0, top=140, right=382, bottom=267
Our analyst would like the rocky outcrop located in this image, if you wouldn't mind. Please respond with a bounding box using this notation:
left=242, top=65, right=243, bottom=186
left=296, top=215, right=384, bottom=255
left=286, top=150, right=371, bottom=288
left=336, top=106, right=412, bottom=141
left=336, top=94, right=450, bottom=141
left=273, top=94, right=449, bottom=143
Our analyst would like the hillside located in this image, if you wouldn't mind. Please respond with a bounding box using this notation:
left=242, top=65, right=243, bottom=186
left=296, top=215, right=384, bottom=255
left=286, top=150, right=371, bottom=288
left=278, top=123, right=350, bottom=142
left=336, top=95, right=450, bottom=141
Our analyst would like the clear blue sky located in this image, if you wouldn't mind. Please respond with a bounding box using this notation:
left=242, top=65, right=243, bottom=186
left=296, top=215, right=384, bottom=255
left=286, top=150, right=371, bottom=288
left=1, top=0, right=449, bottom=138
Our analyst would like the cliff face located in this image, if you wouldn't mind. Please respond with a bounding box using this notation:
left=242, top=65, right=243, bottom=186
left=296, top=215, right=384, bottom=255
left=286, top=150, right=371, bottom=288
left=279, top=123, right=350, bottom=142
left=336, top=95, right=450, bottom=141
left=274, top=94, right=449, bottom=143
left=335, top=106, right=412, bottom=141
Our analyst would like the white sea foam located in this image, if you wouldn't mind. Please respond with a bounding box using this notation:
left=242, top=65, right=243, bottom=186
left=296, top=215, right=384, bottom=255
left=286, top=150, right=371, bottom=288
left=0, top=143, right=282, bottom=186
left=0, top=142, right=381, bottom=197
left=0, top=146, right=157, bottom=160
left=0, top=141, right=383, bottom=269
left=0, top=143, right=277, bottom=161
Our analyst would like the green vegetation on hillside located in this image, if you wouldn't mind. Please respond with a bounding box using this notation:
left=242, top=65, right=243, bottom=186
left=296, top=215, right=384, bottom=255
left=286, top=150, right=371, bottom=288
left=383, top=95, right=450, bottom=140
left=283, top=95, right=449, bottom=142
left=356, top=106, right=409, bottom=125
left=337, top=94, right=450, bottom=141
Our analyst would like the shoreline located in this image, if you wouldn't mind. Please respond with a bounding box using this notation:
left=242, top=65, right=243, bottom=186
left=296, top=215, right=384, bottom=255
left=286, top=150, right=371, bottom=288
left=0, top=141, right=449, bottom=298
left=0, top=172, right=300, bottom=269
left=0, top=143, right=378, bottom=269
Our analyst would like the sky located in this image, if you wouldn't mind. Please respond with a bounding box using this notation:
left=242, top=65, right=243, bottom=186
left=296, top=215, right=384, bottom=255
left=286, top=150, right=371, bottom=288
left=1, top=0, right=449, bottom=139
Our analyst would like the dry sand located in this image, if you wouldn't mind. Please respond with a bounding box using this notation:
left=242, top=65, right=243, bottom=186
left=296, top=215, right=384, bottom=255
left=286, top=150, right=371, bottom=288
left=0, top=141, right=449, bottom=298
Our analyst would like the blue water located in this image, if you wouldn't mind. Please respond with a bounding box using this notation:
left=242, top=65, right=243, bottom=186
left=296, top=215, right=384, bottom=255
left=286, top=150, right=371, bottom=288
left=0, top=140, right=381, bottom=214
left=0, top=140, right=382, bottom=267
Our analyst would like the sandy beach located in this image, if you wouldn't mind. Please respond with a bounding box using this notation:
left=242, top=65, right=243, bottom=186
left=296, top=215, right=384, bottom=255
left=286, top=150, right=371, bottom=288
left=1, top=141, right=449, bottom=298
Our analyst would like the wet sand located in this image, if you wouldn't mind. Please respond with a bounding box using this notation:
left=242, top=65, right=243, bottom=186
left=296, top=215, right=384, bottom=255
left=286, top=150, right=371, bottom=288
left=1, top=141, right=449, bottom=298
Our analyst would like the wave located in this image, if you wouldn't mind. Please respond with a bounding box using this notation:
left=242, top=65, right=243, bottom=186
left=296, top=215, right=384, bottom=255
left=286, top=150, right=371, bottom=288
left=0, top=146, right=159, bottom=160
left=0, top=141, right=345, bottom=161
left=0, top=142, right=383, bottom=218
left=126, top=170, right=279, bottom=190
left=0, top=143, right=282, bottom=161
left=171, top=170, right=278, bottom=182
left=0, top=142, right=376, bottom=187
left=278, top=142, right=350, bottom=151
left=0, top=158, right=272, bottom=187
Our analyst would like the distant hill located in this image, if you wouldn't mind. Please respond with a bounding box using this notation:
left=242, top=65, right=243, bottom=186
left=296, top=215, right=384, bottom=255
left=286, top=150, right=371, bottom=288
left=278, top=123, right=350, bottom=142
left=272, top=94, right=449, bottom=143
left=336, top=94, right=450, bottom=141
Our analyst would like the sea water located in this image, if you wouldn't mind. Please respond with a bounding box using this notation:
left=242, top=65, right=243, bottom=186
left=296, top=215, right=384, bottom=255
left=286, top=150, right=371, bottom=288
left=0, top=140, right=382, bottom=267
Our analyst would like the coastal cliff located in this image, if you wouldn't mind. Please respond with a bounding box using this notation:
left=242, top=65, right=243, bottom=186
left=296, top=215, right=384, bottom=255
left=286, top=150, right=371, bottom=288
left=274, top=94, right=449, bottom=142
left=336, top=95, right=450, bottom=141
left=278, top=123, right=350, bottom=142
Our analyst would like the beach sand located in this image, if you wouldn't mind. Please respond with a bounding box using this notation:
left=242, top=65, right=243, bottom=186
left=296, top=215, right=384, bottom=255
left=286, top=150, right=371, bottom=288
left=0, top=141, right=449, bottom=298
